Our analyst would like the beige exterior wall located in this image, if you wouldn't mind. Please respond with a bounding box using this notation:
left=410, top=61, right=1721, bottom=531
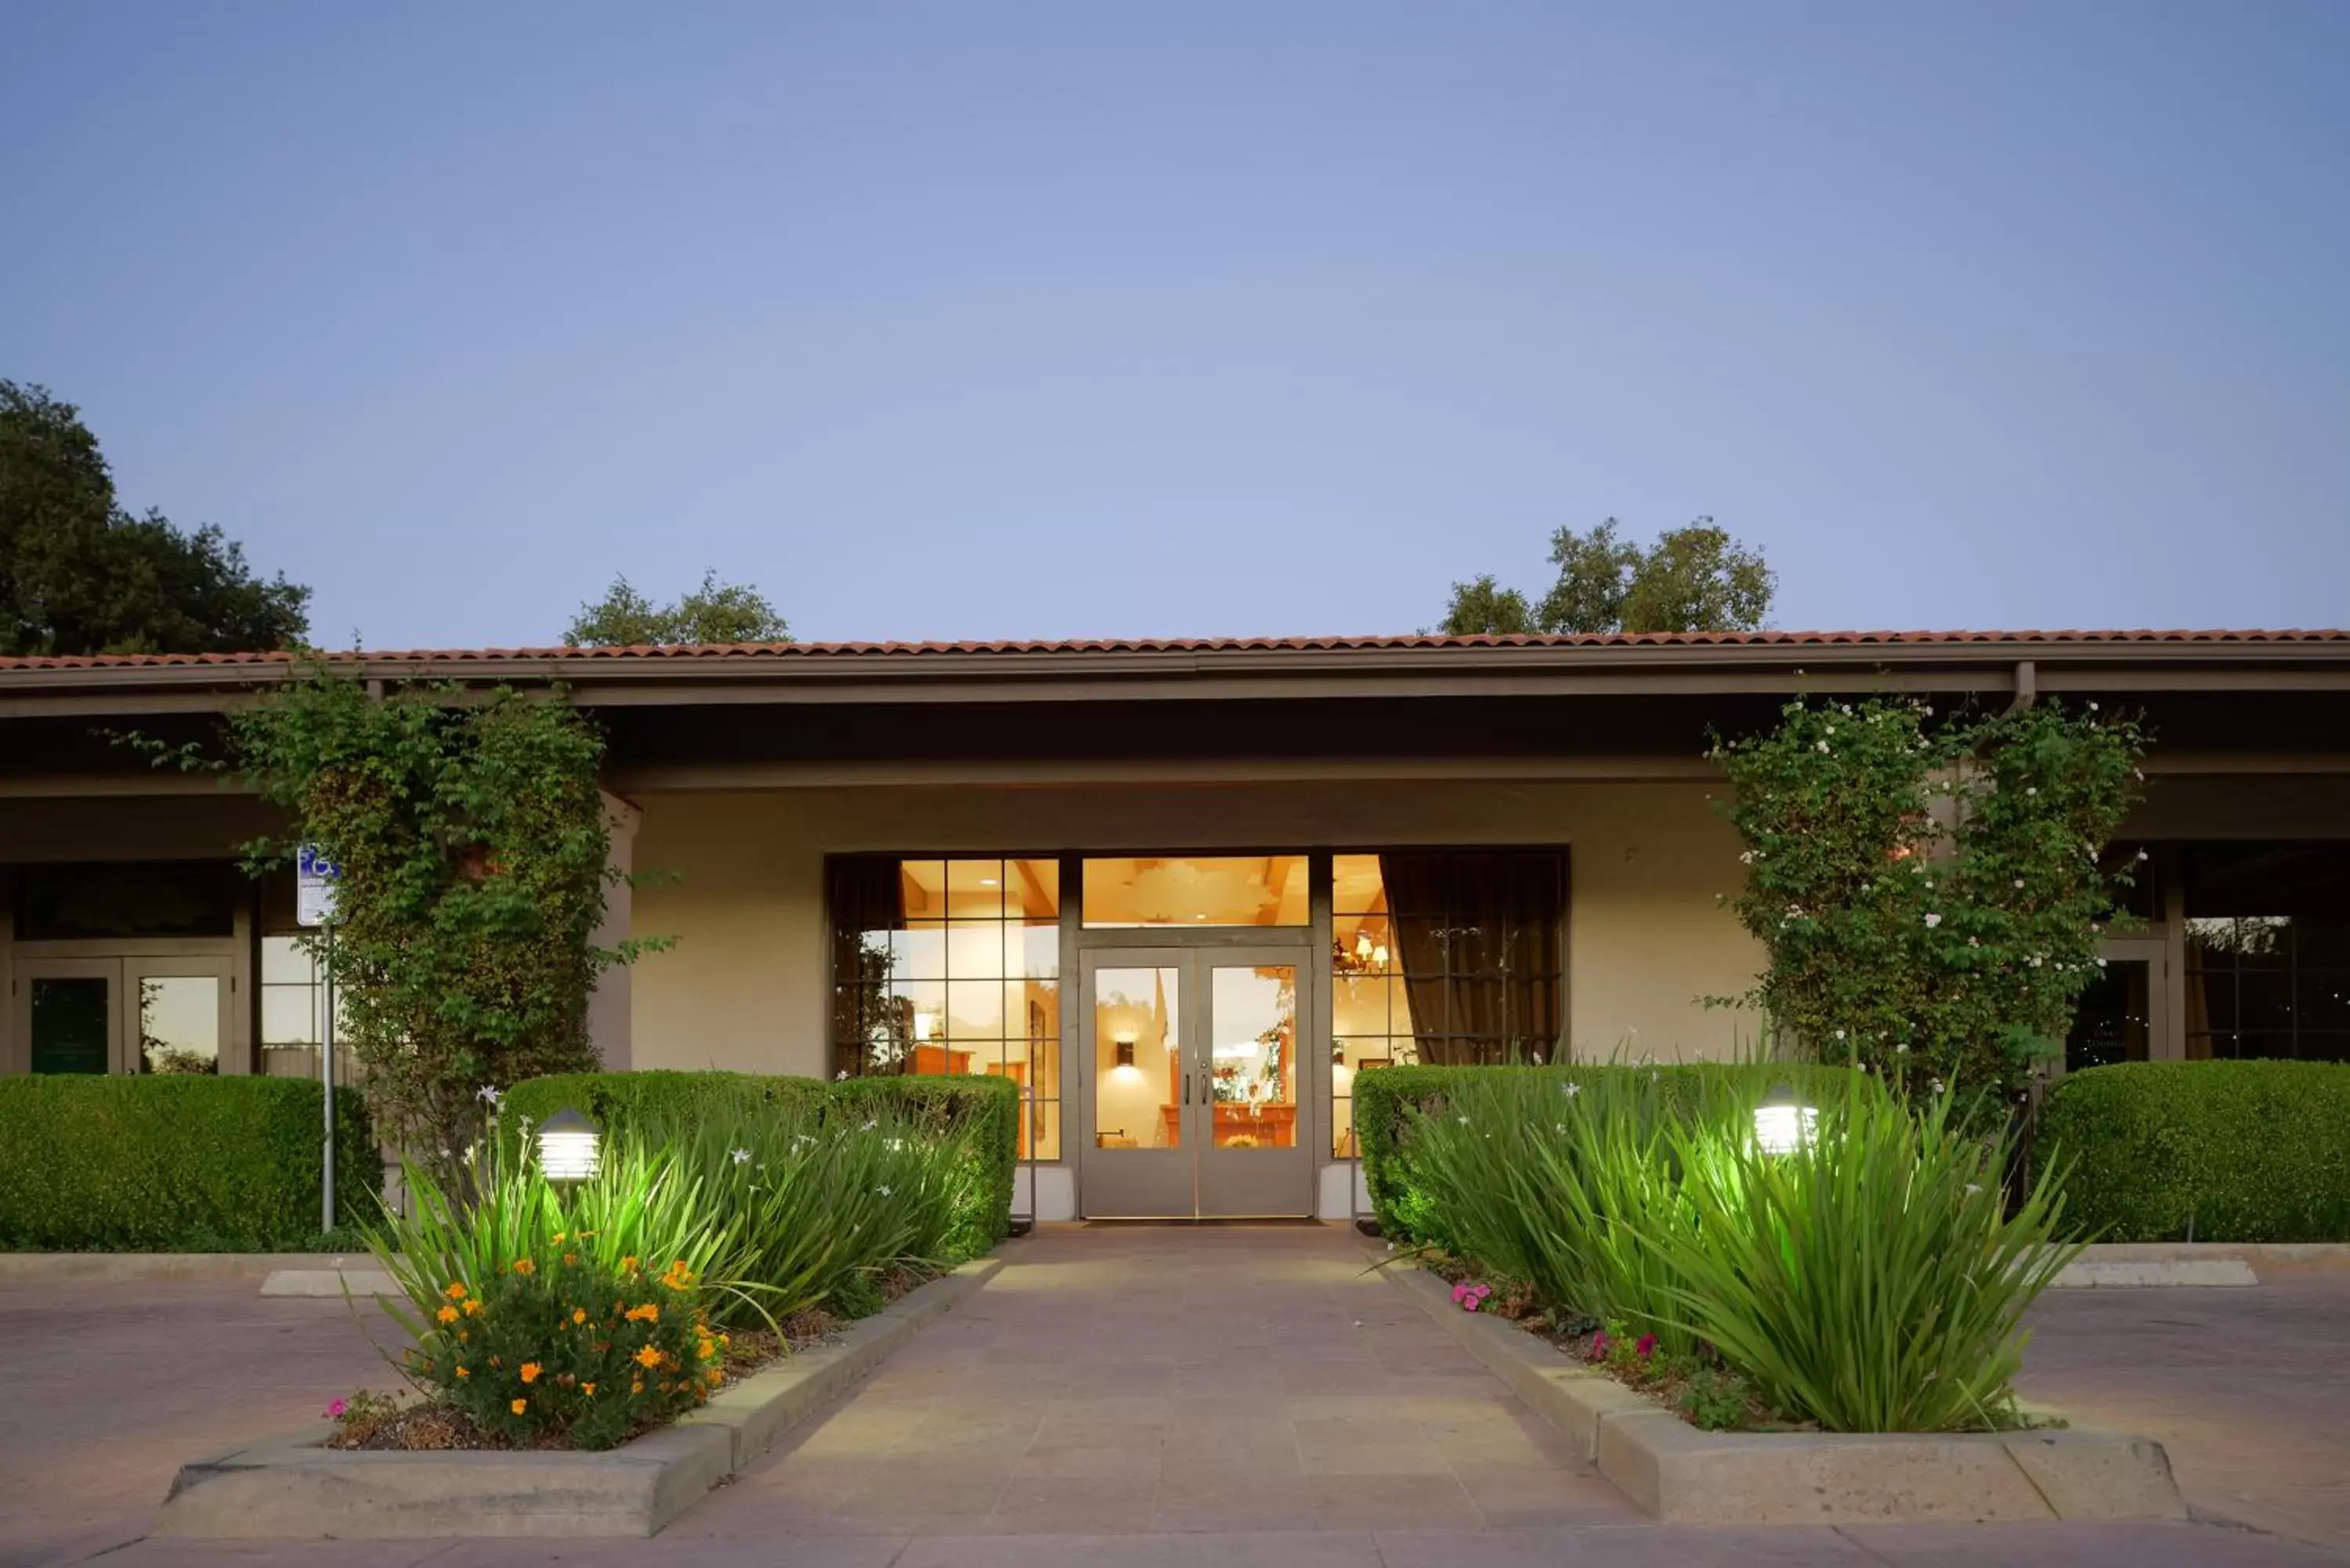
left=626, top=780, right=1765, bottom=1078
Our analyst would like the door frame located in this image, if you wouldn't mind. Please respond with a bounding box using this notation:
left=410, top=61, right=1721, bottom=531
left=1075, top=934, right=1320, bottom=1219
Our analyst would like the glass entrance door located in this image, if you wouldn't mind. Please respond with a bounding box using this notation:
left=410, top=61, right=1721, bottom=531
left=1079, top=945, right=1314, bottom=1219
left=2065, top=938, right=2169, bottom=1071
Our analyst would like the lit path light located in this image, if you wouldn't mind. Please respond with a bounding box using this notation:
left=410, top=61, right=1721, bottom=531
left=537, top=1107, right=602, bottom=1181
left=1752, top=1082, right=1817, bottom=1155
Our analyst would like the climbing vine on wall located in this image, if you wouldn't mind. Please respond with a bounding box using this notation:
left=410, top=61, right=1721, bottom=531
left=225, top=667, right=655, bottom=1183
left=1709, top=695, right=2147, bottom=1113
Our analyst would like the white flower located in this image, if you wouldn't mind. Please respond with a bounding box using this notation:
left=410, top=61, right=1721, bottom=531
left=877, top=1185, right=892, bottom=1198
left=1825, top=725, right=1836, bottom=735
left=2087, top=701, right=2099, bottom=711
left=1816, top=740, right=1831, bottom=753
left=1924, top=912, right=1943, bottom=928
left=2029, top=955, right=2044, bottom=968
left=1564, top=1082, right=1582, bottom=1097
left=2095, top=956, right=2108, bottom=967
left=1457, top=1115, right=1471, bottom=1125
left=1965, top=1183, right=1984, bottom=1196
left=1832, top=1029, right=1846, bottom=1040
left=1556, top=1125, right=1569, bottom=1134
left=836, top=1070, right=850, bottom=1081
left=862, top=1119, right=878, bottom=1133
left=475, top=1085, right=503, bottom=1106
left=1922, top=705, right=1934, bottom=717
left=2014, top=878, right=2026, bottom=889
left=1739, top=851, right=1754, bottom=865
left=731, top=1148, right=751, bottom=1165
left=1930, top=1078, right=1946, bottom=1094
left=2137, top=848, right=2149, bottom=862
left=2026, top=786, right=2037, bottom=797
left=1894, top=1042, right=1910, bottom=1053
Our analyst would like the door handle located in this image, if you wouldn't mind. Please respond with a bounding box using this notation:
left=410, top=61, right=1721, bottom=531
left=1183, top=1069, right=1190, bottom=1105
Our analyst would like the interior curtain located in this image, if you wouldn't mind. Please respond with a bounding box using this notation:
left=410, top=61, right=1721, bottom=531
left=827, top=857, right=908, bottom=1075
left=1381, top=851, right=1564, bottom=1066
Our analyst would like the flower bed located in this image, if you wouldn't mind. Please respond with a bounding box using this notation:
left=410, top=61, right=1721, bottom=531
left=352, top=1084, right=1007, bottom=1451
left=1393, top=1064, right=2082, bottom=1434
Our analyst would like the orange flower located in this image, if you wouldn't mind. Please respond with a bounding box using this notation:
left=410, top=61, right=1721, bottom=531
left=570, top=1307, right=587, bottom=1325
left=436, top=1305, right=460, bottom=1324
left=463, top=1298, right=484, bottom=1317
left=563, top=1253, right=578, bottom=1267
left=550, top=1231, right=567, bottom=1245
left=620, top=1255, right=639, bottom=1273
left=444, top=1281, right=468, bottom=1301
left=634, top=1344, right=663, bottom=1370
left=456, top=1366, right=471, bottom=1378
left=582, top=1382, right=597, bottom=1396
left=630, top=1379, right=644, bottom=1395
left=705, top=1367, right=724, bottom=1388
left=511, top=1398, right=528, bottom=1415
left=511, top=1258, right=537, bottom=1276
left=519, top=1362, right=542, bottom=1384
left=625, top=1303, right=660, bottom=1324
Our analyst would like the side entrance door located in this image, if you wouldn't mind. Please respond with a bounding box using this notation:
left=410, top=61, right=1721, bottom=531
left=8, top=957, right=240, bottom=1075
left=1077, top=944, right=1313, bottom=1219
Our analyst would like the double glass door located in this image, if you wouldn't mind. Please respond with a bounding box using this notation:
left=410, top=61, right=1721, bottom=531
left=9, top=957, right=237, bottom=1076
left=1080, top=945, right=1313, bottom=1219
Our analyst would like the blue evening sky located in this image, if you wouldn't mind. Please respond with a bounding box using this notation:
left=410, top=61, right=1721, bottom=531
left=4, top=2, right=2345, bottom=648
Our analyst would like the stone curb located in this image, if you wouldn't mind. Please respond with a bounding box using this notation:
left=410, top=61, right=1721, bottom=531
left=157, top=1248, right=1009, bottom=1538
left=2052, top=1258, right=2257, bottom=1288
left=260, top=1266, right=402, bottom=1297
left=1372, top=1253, right=2189, bottom=1525
left=0, top=1252, right=366, bottom=1283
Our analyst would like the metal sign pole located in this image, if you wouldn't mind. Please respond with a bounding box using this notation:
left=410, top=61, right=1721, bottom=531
left=321, top=919, right=337, bottom=1235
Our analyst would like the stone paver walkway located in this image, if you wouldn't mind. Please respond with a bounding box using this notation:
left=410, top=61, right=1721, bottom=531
left=679, top=1220, right=1634, bottom=1537
left=2019, top=1270, right=2350, bottom=1552
left=7, top=1228, right=2350, bottom=1568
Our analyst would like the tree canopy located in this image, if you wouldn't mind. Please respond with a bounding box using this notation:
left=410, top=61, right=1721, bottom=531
left=1441, top=518, right=1775, bottom=636
left=564, top=570, right=791, bottom=647
left=0, top=381, right=310, bottom=656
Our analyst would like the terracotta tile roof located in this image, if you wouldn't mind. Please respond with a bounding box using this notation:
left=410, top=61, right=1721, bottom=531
left=1, top=627, right=2345, bottom=673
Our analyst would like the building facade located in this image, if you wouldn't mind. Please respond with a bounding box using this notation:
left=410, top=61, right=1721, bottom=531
left=5, top=630, right=2346, bottom=1221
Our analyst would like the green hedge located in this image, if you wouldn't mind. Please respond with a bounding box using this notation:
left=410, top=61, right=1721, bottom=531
left=504, top=1070, right=1020, bottom=1252
left=2039, top=1060, right=2350, bottom=1242
left=0, top=1076, right=381, bottom=1251
left=1354, top=1061, right=1876, bottom=1241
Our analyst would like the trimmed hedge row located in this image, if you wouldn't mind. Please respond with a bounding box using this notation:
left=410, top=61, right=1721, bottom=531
left=503, top=1069, right=1021, bottom=1252
left=0, top=1076, right=381, bottom=1251
left=1354, top=1061, right=1876, bottom=1241
left=2038, top=1060, right=2350, bottom=1242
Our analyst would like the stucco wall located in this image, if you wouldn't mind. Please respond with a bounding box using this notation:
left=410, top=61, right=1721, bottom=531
left=625, top=780, right=1764, bottom=1075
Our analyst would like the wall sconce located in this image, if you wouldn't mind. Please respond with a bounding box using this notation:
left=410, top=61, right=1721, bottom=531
left=537, top=1106, right=602, bottom=1182
left=1114, top=1033, right=1136, bottom=1069
left=1752, top=1082, right=1817, bottom=1155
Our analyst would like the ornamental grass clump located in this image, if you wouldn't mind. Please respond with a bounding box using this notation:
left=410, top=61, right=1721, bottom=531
left=1401, top=1065, right=1781, bottom=1357
left=633, top=1097, right=988, bottom=1328
left=1644, top=1081, right=2083, bottom=1433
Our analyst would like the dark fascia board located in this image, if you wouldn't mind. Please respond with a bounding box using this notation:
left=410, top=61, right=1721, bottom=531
left=3, top=638, right=2350, bottom=717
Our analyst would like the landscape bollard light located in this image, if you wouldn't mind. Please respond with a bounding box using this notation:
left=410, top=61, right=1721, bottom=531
left=1752, top=1082, right=1817, bottom=1155
left=537, top=1107, right=602, bottom=1181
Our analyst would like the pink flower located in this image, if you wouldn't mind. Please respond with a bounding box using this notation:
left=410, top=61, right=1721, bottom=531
left=323, top=1398, right=347, bottom=1418
left=1588, top=1330, right=1609, bottom=1361
left=1635, top=1334, right=1658, bottom=1360
left=1450, top=1281, right=1492, bottom=1312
